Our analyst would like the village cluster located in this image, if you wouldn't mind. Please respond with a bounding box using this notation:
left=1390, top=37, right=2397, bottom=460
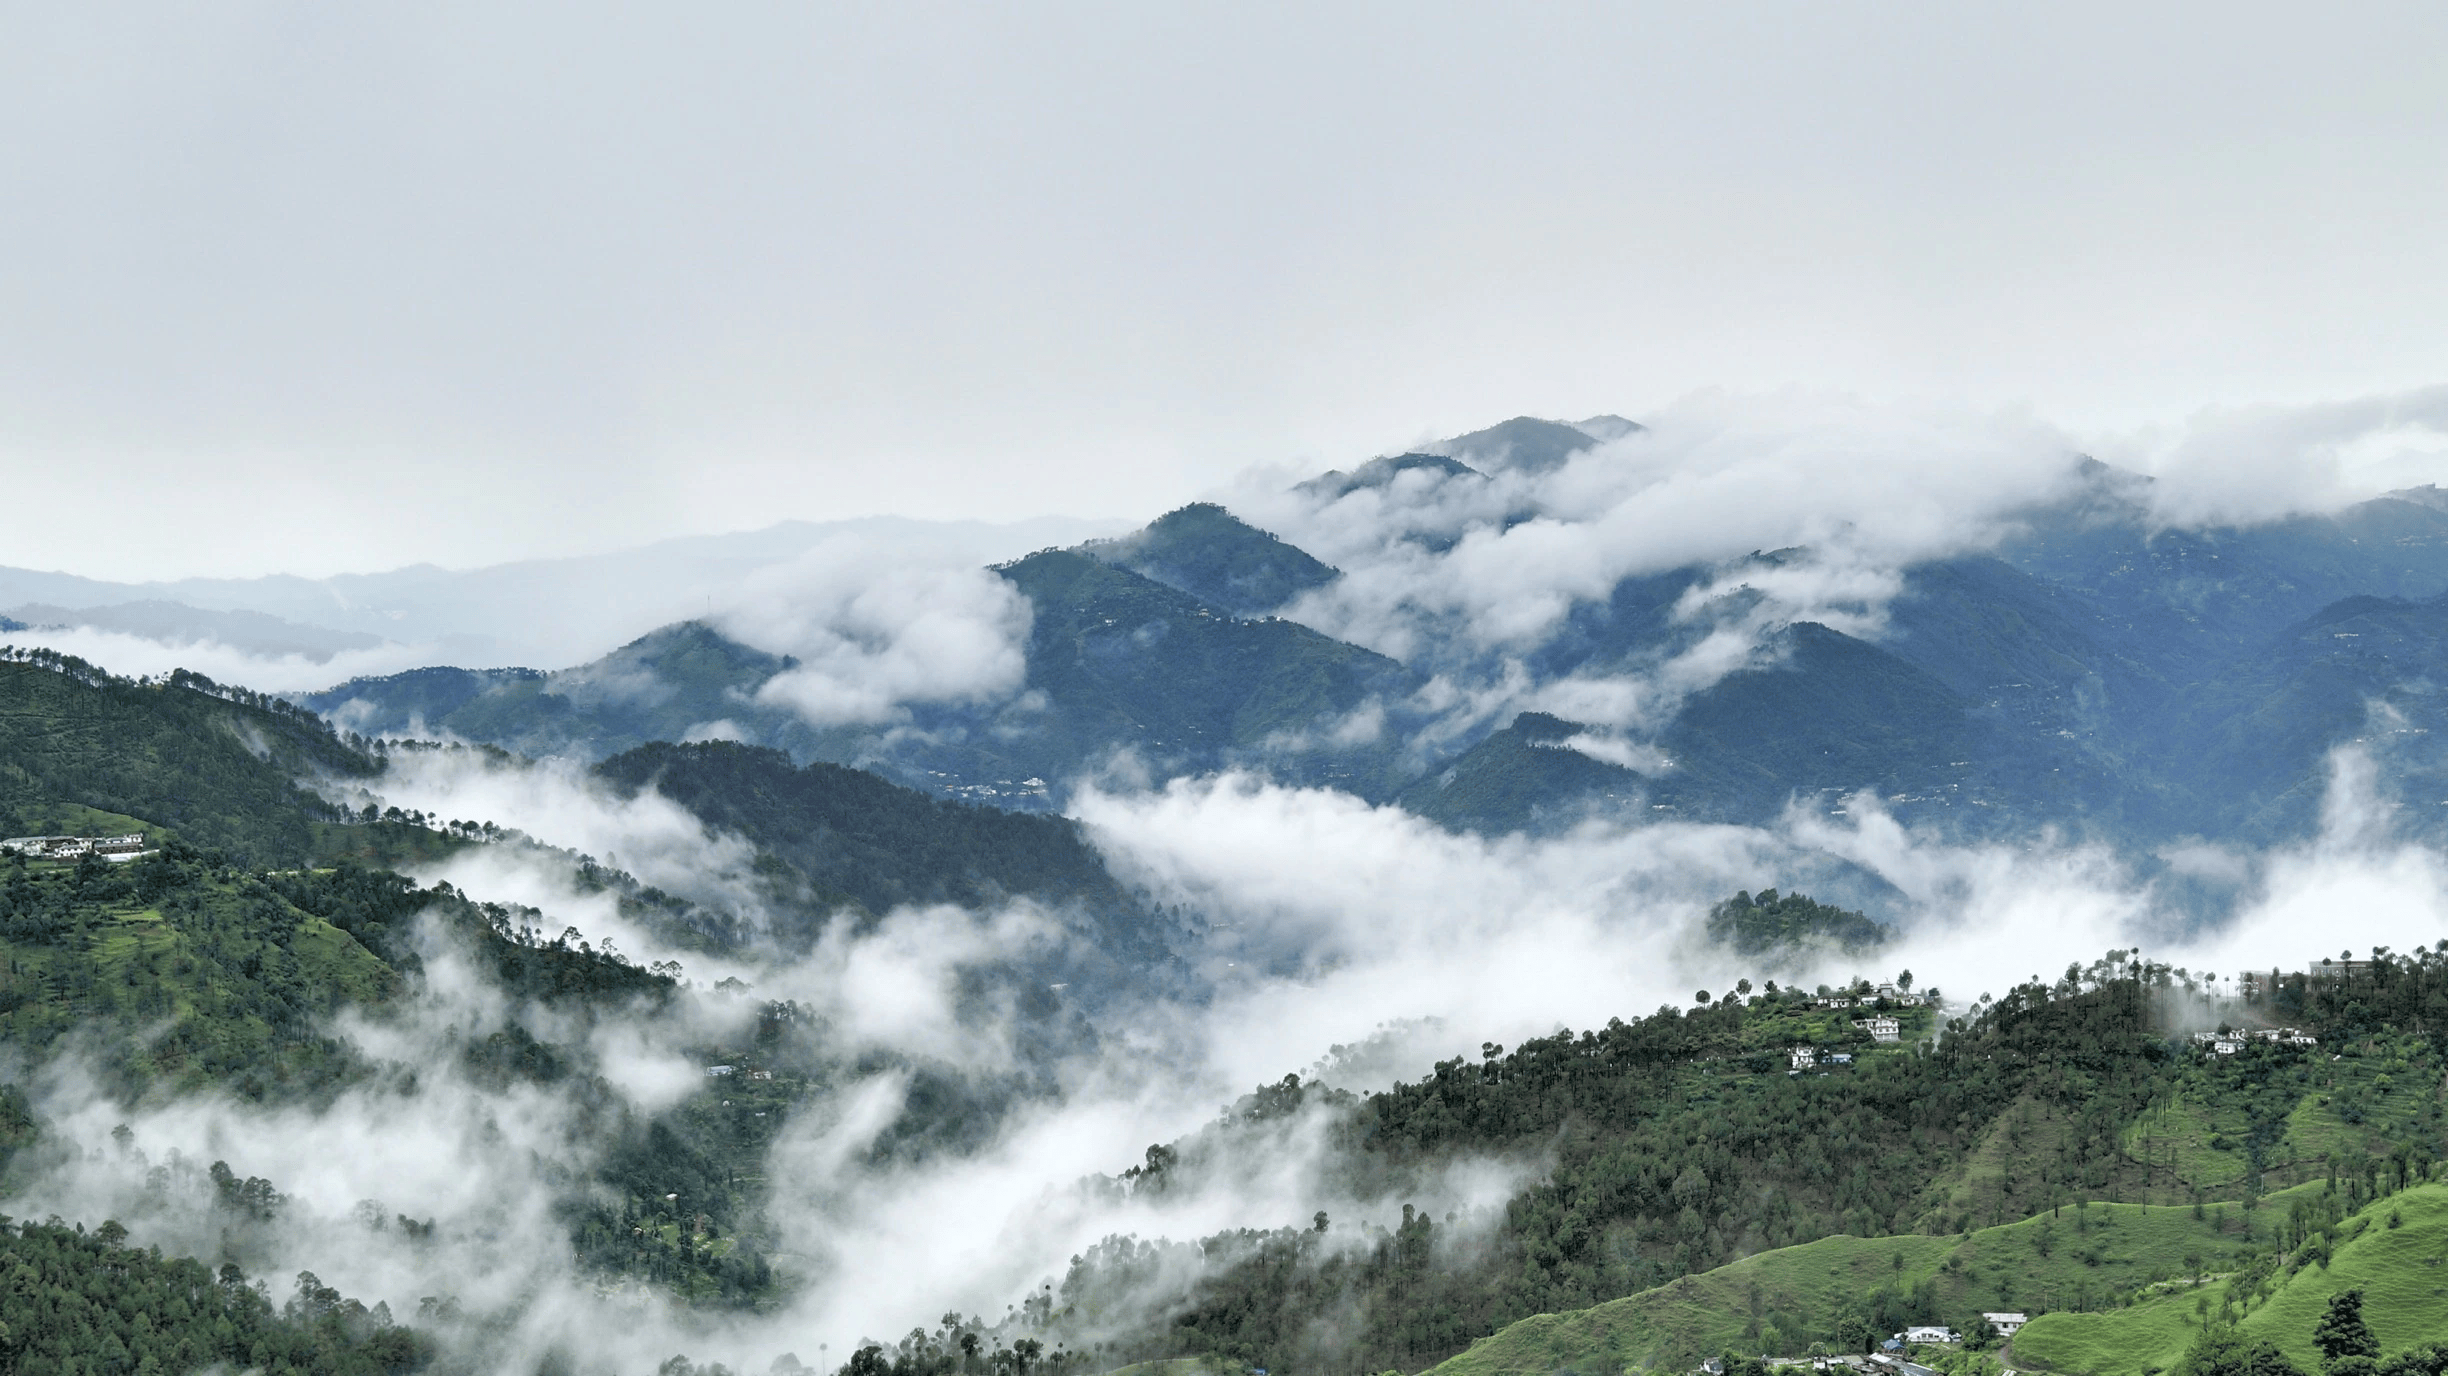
left=1705, top=1313, right=2028, bottom=1375
left=2189, top=1026, right=2317, bottom=1056
left=1809, top=982, right=1939, bottom=1011
left=0, top=833, right=154, bottom=863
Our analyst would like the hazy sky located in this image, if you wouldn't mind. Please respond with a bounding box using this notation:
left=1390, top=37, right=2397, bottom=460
left=6, top=2, right=2447, bottom=580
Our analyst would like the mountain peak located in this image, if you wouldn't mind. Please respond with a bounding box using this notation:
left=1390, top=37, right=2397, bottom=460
left=1079, top=504, right=1339, bottom=617
left=1435, top=414, right=1639, bottom=475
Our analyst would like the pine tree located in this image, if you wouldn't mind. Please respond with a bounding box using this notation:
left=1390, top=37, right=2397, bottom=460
left=2314, top=1289, right=2378, bottom=1367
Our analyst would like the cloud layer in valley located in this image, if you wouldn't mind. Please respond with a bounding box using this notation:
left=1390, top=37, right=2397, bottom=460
left=25, top=722, right=2436, bottom=1369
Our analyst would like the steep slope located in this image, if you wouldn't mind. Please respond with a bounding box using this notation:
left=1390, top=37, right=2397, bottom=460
left=594, top=740, right=1179, bottom=977
left=1396, top=711, right=1643, bottom=834
left=305, top=663, right=546, bottom=735
left=1409, top=620, right=2139, bottom=839
left=2011, top=1183, right=2448, bottom=1376
left=973, top=550, right=1420, bottom=793
left=1297, top=452, right=1487, bottom=501
left=1080, top=503, right=1339, bottom=617
left=1995, top=486, right=2448, bottom=686
left=0, top=654, right=376, bottom=865
left=296, top=554, right=1421, bottom=803
left=1654, top=623, right=1988, bottom=821
left=2145, top=593, right=2448, bottom=840
left=303, top=623, right=803, bottom=761
left=1425, top=1183, right=2355, bottom=1376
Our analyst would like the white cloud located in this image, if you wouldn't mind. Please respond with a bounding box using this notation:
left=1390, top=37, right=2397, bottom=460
left=0, top=625, right=441, bottom=694
left=715, top=538, right=1034, bottom=728
left=2132, top=384, right=2448, bottom=528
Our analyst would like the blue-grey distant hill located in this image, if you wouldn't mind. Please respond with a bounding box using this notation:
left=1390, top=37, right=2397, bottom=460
left=293, top=424, right=2448, bottom=855
left=306, top=529, right=1420, bottom=808
left=1079, top=502, right=1338, bottom=617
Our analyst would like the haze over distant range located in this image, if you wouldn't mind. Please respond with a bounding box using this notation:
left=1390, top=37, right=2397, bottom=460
left=0, top=514, right=1123, bottom=671
left=6, top=5, right=2448, bottom=582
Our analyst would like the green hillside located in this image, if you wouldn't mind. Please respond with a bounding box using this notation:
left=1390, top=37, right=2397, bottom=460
left=299, top=551, right=1422, bottom=803
left=0, top=842, right=677, bottom=1103
left=2013, top=1180, right=2448, bottom=1376
left=1704, top=889, right=1890, bottom=956
left=0, top=1218, right=431, bottom=1375
left=990, top=548, right=1418, bottom=788
left=1422, top=1173, right=2448, bottom=1376
left=0, top=653, right=376, bottom=866
left=1037, top=951, right=2448, bottom=1376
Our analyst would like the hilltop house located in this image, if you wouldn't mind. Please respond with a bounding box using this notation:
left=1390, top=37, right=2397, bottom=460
left=1981, top=1313, right=2028, bottom=1339
left=1855, top=1015, right=1901, bottom=1043
left=1789, top=1046, right=1817, bottom=1072
left=1899, top=1326, right=1957, bottom=1346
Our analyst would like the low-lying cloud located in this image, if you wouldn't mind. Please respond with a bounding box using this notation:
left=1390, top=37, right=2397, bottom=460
left=714, top=538, right=1035, bottom=728
left=0, top=624, right=442, bottom=695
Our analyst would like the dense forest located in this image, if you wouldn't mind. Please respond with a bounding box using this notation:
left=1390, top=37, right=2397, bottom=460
left=0, top=1217, right=430, bottom=1375
left=1704, top=889, right=1892, bottom=956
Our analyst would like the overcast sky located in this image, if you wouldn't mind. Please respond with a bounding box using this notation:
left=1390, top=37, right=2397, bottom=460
left=6, top=2, right=2447, bottom=581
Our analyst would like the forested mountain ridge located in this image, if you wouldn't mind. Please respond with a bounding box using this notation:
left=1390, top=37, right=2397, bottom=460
left=593, top=740, right=1182, bottom=985
left=0, top=650, right=377, bottom=866
left=303, top=545, right=1420, bottom=807
left=283, top=440, right=2448, bottom=859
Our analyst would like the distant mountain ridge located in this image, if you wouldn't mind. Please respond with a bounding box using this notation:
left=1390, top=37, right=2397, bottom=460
left=306, top=541, right=1420, bottom=807
left=1079, top=502, right=1338, bottom=617
left=0, top=513, right=1125, bottom=669
left=278, top=422, right=2448, bottom=860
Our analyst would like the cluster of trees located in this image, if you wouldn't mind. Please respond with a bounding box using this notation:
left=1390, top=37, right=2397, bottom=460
left=0, top=1215, right=431, bottom=1375
left=2258, top=942, right=2448, bottom=1040
left=2162, top=1287, right=2447, bottom=1376
left=1704, top=889, right=1892, bottom=956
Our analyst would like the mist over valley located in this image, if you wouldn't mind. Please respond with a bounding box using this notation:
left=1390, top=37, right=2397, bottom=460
left=10, top=402, right=2448, bottom=1376
left=9, top=7, right=2448, bottom=1371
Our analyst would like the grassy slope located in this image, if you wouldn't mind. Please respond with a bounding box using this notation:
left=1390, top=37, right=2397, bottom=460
left=2118, top=1032, right=2442, bottom=1197
left=0, top=860, right=399, bottom=1096
left=1432, top=1034, right=2448, bottom=1376
left=2012, top=1182, right=2448, bottom=1376
left=1419, top=1232, right=1956, bottom=1376
left=1427, top=1183, right=2333, bottom=1376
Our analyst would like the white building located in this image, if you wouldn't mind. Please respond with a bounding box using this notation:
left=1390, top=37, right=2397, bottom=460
left=1855, top=1015, right=1901, bottom=1043
left=1789, top=1046, right=1818, bottom=1072
left=1982, top=1313, right=2028, bottom=1339
left=1, top=834, right=152, bottom=862
left=1900, top=1326, right=1958, bottom=1346
left=2190, top=1027, right=2317, bottom=1055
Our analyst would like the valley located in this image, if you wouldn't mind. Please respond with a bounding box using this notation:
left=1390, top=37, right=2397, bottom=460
left=8, top=421, right=2448, bottom=1376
